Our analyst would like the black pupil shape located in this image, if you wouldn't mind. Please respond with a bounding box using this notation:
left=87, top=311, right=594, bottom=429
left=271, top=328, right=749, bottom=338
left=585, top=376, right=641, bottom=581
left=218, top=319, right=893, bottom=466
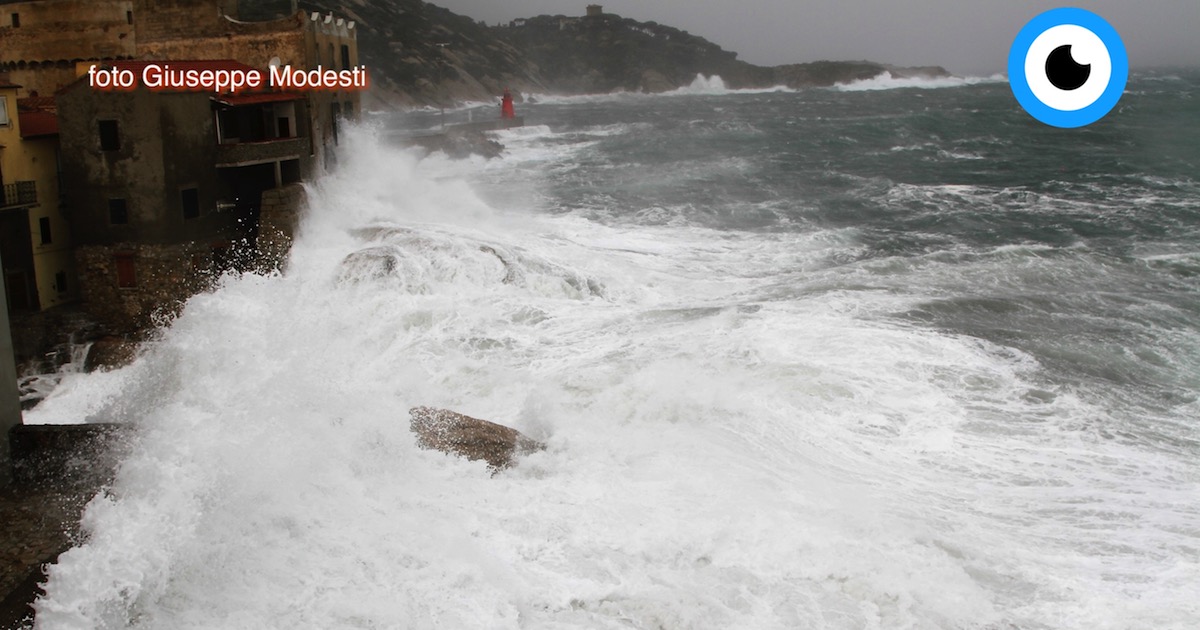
left=1046, top=44, right=1091, bottom=91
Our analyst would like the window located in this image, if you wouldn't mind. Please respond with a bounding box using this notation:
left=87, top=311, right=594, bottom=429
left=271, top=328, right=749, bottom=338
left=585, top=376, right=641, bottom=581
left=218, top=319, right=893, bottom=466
left=330, top=103, right=340, bottom=145
left=115, top=253, right=136, bottom=288
left=39, top=217, right=51, bottom=244
left=340, top=44, right=350, bottom=70
left=126, top=10, right=133, bottom=25
left=108, top=198, right=128, bottom=224
left=181, top=188, right=200, bottom=219
left=280, top=159, right=301, bottom=184
left=99, top=120, right=119, bottom=151
left=327, top=44, right=334, bottom=68
left=0, top=96, right=9, bottom=126
left=10, top=13, right=19, bottom=28
left=55, top=272, right=67, bottom=294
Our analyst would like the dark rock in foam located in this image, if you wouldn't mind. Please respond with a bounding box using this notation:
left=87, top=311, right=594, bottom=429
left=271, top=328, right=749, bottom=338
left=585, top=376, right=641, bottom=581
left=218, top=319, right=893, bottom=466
left=408, top=406, right=544, bottom=472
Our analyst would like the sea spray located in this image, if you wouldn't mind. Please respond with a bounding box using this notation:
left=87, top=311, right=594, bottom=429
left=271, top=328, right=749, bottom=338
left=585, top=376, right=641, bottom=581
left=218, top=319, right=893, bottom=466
left=29, top=75, right=1200, bottom=629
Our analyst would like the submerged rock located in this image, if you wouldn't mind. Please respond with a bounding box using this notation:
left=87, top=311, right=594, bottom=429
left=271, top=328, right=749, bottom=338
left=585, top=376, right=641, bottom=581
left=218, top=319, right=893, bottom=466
left=409, top=406, right=543, bottom=472
left=84, top=336, right=140, bottom=372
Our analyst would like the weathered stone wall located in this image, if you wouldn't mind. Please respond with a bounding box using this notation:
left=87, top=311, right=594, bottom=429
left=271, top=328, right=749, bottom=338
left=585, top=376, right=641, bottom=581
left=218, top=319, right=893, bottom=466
left=74, top=242, right=221, bottom=333
left=1, top=251, right=23, bottom=484
left=0, top=0, right=134, bottom=95
left=134, top=5, right=307, bottom=69
left=58, top=83, right=246, bottom=248
left=256, top=183, right=306, bottom=271
left=130, top=0, right=237, bottom=43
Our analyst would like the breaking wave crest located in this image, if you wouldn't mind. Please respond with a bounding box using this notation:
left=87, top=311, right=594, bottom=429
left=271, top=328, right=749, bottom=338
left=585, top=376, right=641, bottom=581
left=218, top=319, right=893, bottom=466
left=836, top=71, right=1006, bottom=91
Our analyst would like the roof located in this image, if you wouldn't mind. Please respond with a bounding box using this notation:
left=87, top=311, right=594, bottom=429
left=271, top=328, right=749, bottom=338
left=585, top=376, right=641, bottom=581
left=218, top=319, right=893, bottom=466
left=212, top=91, right=304, bottom=106
left=17, top=96, right=56, bottom=112
left=19, top=110, right=59, bottom=138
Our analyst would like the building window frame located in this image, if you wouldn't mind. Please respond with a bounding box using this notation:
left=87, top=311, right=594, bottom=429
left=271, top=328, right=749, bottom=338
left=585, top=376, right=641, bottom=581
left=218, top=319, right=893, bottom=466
left=98, top=120, right=120, bottom=151
left=181, top=187, right=200, bottom=220
left=38, top=216, right=51, bottom=244
left=115, top=253, right=137, bottom=289
left=108, top=198, right=129, bottom=225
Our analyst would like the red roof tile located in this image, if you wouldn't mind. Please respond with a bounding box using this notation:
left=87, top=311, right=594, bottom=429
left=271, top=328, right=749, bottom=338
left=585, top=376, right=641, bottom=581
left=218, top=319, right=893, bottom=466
left=17, top=96, right=55, bottom=112
left=19, top=110, right=59, bottom=138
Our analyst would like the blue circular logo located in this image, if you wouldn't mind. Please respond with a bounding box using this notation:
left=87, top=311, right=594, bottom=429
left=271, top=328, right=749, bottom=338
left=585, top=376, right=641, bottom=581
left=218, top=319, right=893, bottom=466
left=1009, top=8, right=1128, bottom=128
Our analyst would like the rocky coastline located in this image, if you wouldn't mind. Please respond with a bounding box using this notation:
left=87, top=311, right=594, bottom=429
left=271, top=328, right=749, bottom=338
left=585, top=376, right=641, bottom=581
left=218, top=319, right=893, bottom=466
left=303, top=0, right=951, bottom=108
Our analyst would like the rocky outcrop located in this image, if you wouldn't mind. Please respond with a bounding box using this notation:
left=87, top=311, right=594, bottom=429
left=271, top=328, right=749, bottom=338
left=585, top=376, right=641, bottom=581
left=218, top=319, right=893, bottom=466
left=302, top=1, right=950, bottom=105
left=83, top=336, right=140, bottom=372
left=408, top=406, right=543, bottom=472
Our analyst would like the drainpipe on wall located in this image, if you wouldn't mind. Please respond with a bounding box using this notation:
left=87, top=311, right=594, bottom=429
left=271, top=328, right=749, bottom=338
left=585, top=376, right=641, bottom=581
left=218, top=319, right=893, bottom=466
left=0, top=249, right=23, bottom=485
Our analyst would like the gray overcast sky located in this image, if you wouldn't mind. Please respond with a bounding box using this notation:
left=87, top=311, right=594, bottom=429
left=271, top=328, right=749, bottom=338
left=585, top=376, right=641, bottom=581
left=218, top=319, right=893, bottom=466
left=431, top=0, right=1200, bottom=75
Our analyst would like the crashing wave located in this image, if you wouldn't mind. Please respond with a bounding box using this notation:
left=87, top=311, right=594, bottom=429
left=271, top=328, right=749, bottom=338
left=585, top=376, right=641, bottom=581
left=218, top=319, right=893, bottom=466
left=835, top=71, right=1006, bottom=91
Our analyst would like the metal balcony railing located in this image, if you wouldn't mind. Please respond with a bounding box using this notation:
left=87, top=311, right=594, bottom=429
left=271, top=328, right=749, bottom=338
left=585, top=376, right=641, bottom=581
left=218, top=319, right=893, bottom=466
left=0, top=181, right=37, bottom=209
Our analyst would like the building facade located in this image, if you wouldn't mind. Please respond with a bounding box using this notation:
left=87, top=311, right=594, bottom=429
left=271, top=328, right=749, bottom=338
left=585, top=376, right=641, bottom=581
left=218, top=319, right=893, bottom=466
left=1, top=78, right=76, bottom=314
left=0, top=0, right=136, bottom=99
left=1, top=0, right=361, bottom=333
left=58, top=60, right=313, bottom=331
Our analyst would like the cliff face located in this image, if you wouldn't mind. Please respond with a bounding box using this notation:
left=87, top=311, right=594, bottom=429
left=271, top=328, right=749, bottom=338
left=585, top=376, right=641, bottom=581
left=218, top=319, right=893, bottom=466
left=496, top=14, right=768, bottom=93
left=296, top=1, right=948, bottom=106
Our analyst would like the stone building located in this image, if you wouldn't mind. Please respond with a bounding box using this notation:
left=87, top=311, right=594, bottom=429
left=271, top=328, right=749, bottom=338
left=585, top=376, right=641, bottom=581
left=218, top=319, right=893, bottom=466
left=127, top=2, right=360, bottom=171
left=586, top=5, right=604, bottom=18
left=0, top=77, right=77, bottom=315
left=1, top=0, right=362, bottom=334
left=57, top=60, right=312, bottom=331
left=0, top=0, right=136, bottom=98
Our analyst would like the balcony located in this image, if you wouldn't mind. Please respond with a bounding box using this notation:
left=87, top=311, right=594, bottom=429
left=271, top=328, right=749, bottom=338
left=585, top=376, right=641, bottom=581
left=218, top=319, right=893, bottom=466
left=215, top=137, right=308, bottom=168
left=0, top=181, right=36, bottom=210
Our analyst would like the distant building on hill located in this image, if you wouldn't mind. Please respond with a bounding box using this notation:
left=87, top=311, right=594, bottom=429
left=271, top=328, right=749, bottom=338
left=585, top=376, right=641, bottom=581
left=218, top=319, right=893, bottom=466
left=586, top=5, right=603, bottom=18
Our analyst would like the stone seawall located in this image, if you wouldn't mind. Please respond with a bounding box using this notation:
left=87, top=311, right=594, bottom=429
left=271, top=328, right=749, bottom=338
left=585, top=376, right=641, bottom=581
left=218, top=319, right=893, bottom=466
left=257, top=182, right=307, bottom=271
left=74, top=242, right=218, bottom=335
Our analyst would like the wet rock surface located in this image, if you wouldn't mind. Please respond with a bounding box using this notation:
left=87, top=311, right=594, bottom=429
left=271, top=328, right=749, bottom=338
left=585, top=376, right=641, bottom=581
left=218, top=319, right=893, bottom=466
left=409, top=406, right=544, bottom=472
left=0, top=423, right=133, bottom=626
left=0, top=481, right=101, bottom=629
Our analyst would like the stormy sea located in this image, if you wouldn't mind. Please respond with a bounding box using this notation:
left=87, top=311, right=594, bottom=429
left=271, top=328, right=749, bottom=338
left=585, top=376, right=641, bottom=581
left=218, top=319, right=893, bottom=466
left=26, top=71, right=1200, bottom=629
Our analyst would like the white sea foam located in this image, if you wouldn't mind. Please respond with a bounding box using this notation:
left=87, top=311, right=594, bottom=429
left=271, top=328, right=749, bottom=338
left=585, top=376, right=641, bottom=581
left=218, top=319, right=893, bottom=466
left=27, top=122, right=1200, bottom=629
left=836, top=71, right=1006, bottom=92
left=526, top=74, right=794, bottom=105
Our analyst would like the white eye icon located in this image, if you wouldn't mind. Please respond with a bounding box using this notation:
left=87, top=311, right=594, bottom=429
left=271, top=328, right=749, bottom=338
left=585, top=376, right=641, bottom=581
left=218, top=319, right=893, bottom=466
left=1009, top=8, right=1128, bottom=128
left=1025, top=25, right=1111, bottom=112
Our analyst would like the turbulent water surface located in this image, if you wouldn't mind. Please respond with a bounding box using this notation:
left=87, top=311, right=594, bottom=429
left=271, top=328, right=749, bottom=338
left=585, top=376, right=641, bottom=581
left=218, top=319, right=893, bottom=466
left=28, top=71, right=1200, bottom=629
